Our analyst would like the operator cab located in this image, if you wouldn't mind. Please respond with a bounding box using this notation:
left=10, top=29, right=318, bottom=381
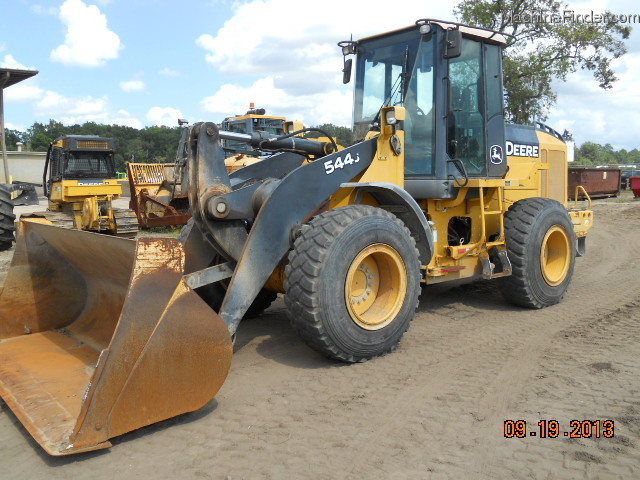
left=45, top=135, right=117, bottom=197
left=220, top=107, right=286, bottom=158
left=347, top=19, right=508, bottom=199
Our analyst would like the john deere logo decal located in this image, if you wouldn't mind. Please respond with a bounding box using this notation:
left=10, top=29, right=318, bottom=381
left=490, top=145, right=504, bottom=164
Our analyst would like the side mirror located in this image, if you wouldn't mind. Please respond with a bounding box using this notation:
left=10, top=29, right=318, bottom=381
left=342, top=58, right=353, bottom=84
left=444, top=29, right=462, bottom=59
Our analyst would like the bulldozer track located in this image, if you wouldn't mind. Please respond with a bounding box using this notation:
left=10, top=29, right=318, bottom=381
left=23, top=209, right=139, bottom=238
left=113, top=208, right=139, bottom=239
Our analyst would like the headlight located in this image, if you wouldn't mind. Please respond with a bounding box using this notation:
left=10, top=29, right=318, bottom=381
left=385, top=109, right=398, bottom=125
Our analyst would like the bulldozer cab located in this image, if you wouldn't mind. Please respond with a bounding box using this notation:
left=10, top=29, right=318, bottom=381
left=44, top=135, right=119, bottom=201
left=350, top=20, right=508, bottom=198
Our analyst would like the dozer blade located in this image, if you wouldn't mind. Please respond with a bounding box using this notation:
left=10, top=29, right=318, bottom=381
left=0, top=221, right=232, bottom=456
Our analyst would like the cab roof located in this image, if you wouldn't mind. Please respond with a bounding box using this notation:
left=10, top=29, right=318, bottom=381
left=357, top=19, right=507, bottom=47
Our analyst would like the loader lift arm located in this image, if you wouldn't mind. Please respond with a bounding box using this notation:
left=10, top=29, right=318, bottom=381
left=185, top=122, right=376, bottom=335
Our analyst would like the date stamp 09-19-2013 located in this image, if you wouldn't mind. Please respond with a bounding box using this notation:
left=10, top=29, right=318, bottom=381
left=503, top=420, right=615, bottom=439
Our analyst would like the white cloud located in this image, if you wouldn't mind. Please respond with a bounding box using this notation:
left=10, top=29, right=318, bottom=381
left=5, top=122, right=26, bottom=132
left=112, top=110, right=143, bottom=129
left=31, top=5, right=59, bottom=15
left=120, top=80, right=146, bottom=92
left=146, top=106, right=184, bottom=127
left=36, top=91, right=108, bottom=118
left=547, top=52, right=640, bottom=149
left=50, top=0, right=123, bottom=67
left=200, top=3, right=453, bottom=72
left=196, top=0, right=456, bottom=76
left=201, top=76, right=352, bottom=126
left=0, top=50, right=139, bottom=127
left=25, top=90, right=141, bottom=127
left=4, top=84, right=45, bottom=103
left=195, top=0, right=640, bottom=139
left=0, top=54, right=31, bottom=70
left=1, top=55, right=42, bottom=103
left=196, top=0, right=457, bottom=126
left=159, top=67, right=180, bottom=77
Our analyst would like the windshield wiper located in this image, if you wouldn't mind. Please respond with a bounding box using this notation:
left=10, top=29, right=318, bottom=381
left=371, top=47, right=409, bottom=127
left=371, top=71, right=404, bottom=127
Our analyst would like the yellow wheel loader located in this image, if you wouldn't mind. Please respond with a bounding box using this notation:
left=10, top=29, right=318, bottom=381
left=0, top=19, right=592, bottom=455
left=22, top=135, right=139, bottom=237
left=219, top=106, right=313, bottom=172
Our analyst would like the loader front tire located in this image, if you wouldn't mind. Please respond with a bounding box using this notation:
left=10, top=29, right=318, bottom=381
left=179, top=218, right=277, bottom=318
left=0, top=185, right=16, bottom=251
left=498, top=198, right=576, bottom=308
left=199, top=283, right=277, bottom=319
left=285, top=205, right=421, bottom=363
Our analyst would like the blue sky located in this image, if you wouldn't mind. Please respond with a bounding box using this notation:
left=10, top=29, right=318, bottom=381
left=2, top=0, right=640, bottom=150
left=2, top=0, right=235, bottom=128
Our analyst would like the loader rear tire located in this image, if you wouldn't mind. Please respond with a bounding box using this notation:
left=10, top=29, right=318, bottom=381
left=285, top=205, right=421, bottom=363
left=498, top=198, right=576, bottom=308
left=0, top=185, right=16, bottom=251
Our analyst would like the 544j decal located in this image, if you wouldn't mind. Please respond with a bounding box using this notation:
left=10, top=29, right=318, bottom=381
left=324, top=152, right=360, bottom=175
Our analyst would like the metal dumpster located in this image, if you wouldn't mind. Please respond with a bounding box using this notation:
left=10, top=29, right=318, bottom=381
left=631, top=176, right=640, bottom=198
left=568, top=167, right=621, bottom=200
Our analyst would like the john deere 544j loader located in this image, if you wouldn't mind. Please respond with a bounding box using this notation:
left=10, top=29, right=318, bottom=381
left=0, top=19, right=592, bottom=455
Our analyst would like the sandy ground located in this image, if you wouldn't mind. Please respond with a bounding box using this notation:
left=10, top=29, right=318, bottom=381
left=0, top=194, right=639, bottom=479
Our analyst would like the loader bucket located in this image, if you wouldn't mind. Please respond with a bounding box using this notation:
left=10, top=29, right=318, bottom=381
left=0, top=222, right=232, bottom=456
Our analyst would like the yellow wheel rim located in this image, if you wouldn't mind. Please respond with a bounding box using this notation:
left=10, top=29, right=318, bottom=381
left=345, top=244, right=407, bottom=331
left=540, top=225, right=571, bottom=286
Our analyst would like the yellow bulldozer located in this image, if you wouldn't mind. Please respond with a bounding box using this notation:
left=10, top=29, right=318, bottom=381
left=0, top=19, right=592, bottom=455
left=22, top=135, right=138, bottom=237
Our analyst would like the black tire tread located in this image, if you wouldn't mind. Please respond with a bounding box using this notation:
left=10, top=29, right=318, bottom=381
left=0, top=184, right=16, bottom=251
left=284, top=205, right=420, bottom=363
left=499, top=197, right=574, bottom=309
left=179, top=218, right=277, bottom=318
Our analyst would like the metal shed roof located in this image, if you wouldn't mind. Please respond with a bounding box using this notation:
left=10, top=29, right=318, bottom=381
left=0, top=68, right=39, bottom=89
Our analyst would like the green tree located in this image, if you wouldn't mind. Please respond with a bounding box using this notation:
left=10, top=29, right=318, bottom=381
left=25, top=120, right=68, bottom=151
left=601, top=143, right=617, bottom=165
left=577, top=141, right=600, bottom=165
left=12, top=120, right=181, bottom=171
left=456, top=0, right=631, bottom=124
left=573, top=141, right=637, bottom=166
left=628, top=148, right=640, bottom=165
left=2, top=129, right=24, bottom=150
